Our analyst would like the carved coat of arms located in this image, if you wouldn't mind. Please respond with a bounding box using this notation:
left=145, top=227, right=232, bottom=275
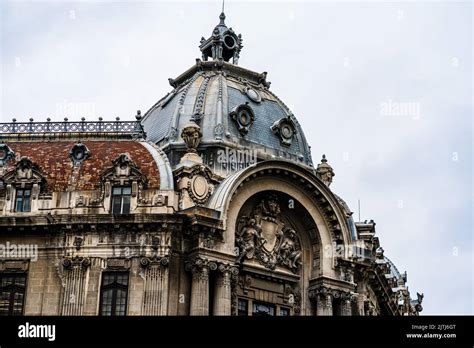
left=235, top=195, right=302, bottom=273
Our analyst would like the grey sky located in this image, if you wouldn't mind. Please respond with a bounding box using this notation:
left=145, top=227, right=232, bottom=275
left=0, top=0, right=472, bottom=314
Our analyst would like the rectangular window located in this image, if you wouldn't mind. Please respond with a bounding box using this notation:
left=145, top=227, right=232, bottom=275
left=15, top=189, right=31, bottom=212
left=99, top=272, right=129, bottom=316
left=237, top=298, right=248, bottom=316
left=252, top=301, right=275, bottom=316
left=111, top=186, right=131, bottom=215
left=0, top=273, right=27, bottom=316
left=279, top=307, right=290, bottom=316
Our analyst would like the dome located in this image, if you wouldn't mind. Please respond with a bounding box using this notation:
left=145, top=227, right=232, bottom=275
left=141, top=13, right=313, bottom=176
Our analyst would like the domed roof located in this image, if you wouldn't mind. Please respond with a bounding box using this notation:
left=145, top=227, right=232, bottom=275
left=141, top=12, right=313, bottom=173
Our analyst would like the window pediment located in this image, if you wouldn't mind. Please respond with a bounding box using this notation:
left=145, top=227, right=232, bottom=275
left=100, top=153, right=147, bottom=186
left=3, top=156, right=45, bottom=187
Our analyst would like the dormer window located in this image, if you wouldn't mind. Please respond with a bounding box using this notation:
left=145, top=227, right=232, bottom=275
left=2, top=156, right=45, bottom=213
left=100, top=153, right=147, bottom=215
left=111, top=186, right=131, bottom=215
left=15, top=188, right=31, bottom=212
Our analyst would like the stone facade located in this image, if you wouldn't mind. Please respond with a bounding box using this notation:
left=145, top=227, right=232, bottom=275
left=0, top=11, right=423, bottom=316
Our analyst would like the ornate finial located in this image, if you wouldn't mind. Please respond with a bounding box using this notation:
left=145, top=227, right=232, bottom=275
left=135, top=110, right=142, bottom=121
left=219, top=11, right=226, bottom=25
left=199, top=2, right=243, bottom=65
left=316, top=154, right=335, bottom=187
left=180, top=123, right=203, bottom=164
left=220, top=0, right=226, bottom=25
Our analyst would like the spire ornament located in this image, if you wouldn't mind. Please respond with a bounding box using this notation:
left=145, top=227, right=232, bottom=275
left=199, top=5, right=243, bottom=64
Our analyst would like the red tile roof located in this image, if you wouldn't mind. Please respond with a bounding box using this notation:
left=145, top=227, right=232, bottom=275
left=3, top=140, right=160, bottom=192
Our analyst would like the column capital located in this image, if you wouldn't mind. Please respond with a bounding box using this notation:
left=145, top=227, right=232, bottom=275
left=140, top=256, right=169, bottom=269
left=217, top=262, right=239, bottom=276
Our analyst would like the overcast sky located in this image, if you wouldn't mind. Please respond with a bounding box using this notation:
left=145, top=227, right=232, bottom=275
left=0, top=0, right=472, bottom=314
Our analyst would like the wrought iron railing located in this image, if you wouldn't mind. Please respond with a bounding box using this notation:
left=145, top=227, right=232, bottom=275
left=0, top=113, right=145, bottom=137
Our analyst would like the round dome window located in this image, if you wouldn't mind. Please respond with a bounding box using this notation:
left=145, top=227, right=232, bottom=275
left=245, top=87, right=262, bottom=103
left=224, top=35, right=236, bottom=49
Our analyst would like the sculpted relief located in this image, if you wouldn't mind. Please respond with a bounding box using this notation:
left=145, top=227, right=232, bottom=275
left=235, top=195, right=302, bottom=274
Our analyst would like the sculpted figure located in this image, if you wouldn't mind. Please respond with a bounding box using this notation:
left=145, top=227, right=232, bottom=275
left=278, top=229, right=301, bottom=272
left=236, top=218, right=264, bottom=263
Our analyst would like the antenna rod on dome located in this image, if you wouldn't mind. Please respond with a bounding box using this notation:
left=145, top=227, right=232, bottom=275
left=358, top=199, right=361, bottom=222
left=222, top=0, right=225, bottom=13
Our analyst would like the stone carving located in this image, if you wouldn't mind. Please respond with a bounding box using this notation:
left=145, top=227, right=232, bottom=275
left=73, top=236, right=83, bottom=251
left=101, top=153, right=147, bottom=186
left=230, top=102, right=255, bottom=135
left=187, top=174, right=211, bottom=205
left=75, top=195, right=86, bottom=207
left=62, top=256, right=90, bottom=270
left=235, top=218, right=263, bottom=263
left=15, top=157, right=35, bottom=180
left=181, top=123, right=202, bottom=153
left=278, top=228, right=302, bottom=273
left=140, top=256, right=169, bottom=268
left=411, top=292, right=424, bottom=313
left=271, top=116, right=297, bottom=146
left=316, top=154, right=335, bottom=187
left=364, top=299, right=377, bottom=316
left=176, top=163, right=218, bottom=207
left=154, top=194, right=165, bottom=206
left=214, top=123, right=224, bottom=139
left=168, top=127, right=178, bottom=142
left=191, top=77, right=211, bottom=124
left=235, top=195, right=302, bottom=273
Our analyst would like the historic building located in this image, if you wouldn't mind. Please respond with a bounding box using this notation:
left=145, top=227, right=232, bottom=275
left=0, top=11, right=423, bottom=316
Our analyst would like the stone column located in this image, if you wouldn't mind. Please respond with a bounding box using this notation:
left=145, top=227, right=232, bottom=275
left=325, top=294, right=333, bottom=315
left=213, top=265, right=235, bottom=316
left=60, top=257, right=90, bottom=316
left=341, top=293, right=352, bottom=316
left=311, top=287, right=333, bottom=316
left=189, top=264, right=210, bottom=315
left=142, top=258, right=170, bottom=315
left=315, top=294, right=326, bottom=316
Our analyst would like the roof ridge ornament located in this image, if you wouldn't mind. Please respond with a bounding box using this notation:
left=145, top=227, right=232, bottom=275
left=199, top=3, right=243, bottom=65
